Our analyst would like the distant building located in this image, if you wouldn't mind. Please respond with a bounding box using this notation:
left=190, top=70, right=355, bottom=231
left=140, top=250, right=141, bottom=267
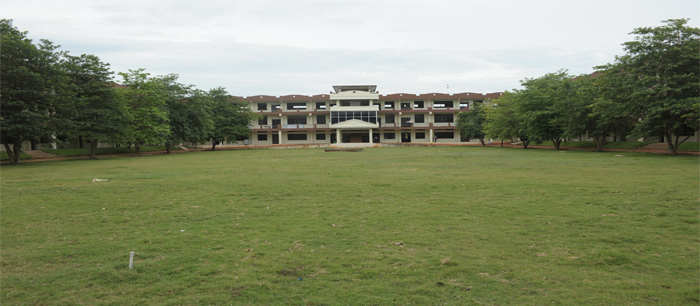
left=240, top=85, right=503, bottom=145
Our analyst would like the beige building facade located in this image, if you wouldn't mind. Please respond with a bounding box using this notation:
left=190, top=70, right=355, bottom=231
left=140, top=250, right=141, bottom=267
left=240, top=85, right=503, bottom=146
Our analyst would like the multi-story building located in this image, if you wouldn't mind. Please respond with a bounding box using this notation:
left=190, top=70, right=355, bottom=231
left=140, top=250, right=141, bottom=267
left=240, top=85, right=503, bottom=146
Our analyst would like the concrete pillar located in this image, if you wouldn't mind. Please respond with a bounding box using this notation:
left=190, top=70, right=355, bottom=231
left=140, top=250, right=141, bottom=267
left=278, top=130, right=283, bottom=144
left=336, top=129, right=341, bottom=143
left=430, top=129, right=434, bottom=143
left=369, top=129, right=373, bottom=143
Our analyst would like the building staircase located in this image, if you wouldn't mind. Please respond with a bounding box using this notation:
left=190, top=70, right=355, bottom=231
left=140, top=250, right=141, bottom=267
left=640, top=143, right=668, bottom=150
left=24, top=150, right=59, bottom=159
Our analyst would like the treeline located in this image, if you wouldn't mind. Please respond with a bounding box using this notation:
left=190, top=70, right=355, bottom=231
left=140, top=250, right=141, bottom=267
left=458, top=19, right=699, bottom=155
left=1, top=19, right=257, bottom=163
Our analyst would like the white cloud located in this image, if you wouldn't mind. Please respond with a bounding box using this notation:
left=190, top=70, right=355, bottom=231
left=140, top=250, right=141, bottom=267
left=4, top=0, right=699, bottom=95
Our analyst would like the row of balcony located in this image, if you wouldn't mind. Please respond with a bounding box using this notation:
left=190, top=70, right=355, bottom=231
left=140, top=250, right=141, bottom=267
left=255, top=106, right=468, bottom=114
left=249, top=122, right=455, bottom=130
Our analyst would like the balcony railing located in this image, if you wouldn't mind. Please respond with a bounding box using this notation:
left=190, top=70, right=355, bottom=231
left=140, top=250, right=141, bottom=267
left=250, top=124, right=331, bottom=130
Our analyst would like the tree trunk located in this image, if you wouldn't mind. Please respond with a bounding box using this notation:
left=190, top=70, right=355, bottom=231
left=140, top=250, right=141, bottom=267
left=12, top=139, right=22, bottom=163
left=664, top=129, right=675, bottom=155
left=134, top=144, right=141, bottom=156
left=165, top=142, right=172, bottom=154
left=192, top=142, right=197, bottom=152
left=89, top=140, right=98, bottom=159
left=211, top=141, right=217, bottom=151
left=593, top=136, right=604, bottom=152
left=552, top=139, right=562, bottom=150
left=479, top=139, right=486, bottom=146
left=500, top=140, right=504, bottom=147
left=3, top=142, right=15, bottom=164
left=523, top=140, right=530, bottom=149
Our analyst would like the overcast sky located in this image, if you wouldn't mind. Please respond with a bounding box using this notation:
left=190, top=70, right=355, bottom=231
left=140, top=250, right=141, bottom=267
left=4, top=0, right=699, bottom=96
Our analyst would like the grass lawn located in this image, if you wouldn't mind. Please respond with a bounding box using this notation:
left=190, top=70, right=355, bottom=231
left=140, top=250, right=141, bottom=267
left=1, top=147, right=698, bottom=305
left=0, top=151, right=32, bottom=161
left=534, top=141, right=652, bottom=149
left=42, top=146, right=180, bottom=157
left=678, top=142, right=699, bottom=152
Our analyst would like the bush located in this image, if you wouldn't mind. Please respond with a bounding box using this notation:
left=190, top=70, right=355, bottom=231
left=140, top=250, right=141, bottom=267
left=1, top=151, right=32, bottom=161
left=42, top=146, right=180, bottom=157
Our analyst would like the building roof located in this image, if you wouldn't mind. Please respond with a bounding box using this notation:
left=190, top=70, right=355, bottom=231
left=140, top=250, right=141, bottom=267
left=332, top=85, right=377, bottom=93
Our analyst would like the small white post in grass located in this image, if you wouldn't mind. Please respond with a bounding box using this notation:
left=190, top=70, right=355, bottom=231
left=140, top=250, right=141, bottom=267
left=129, top=251, right=135, bottom=269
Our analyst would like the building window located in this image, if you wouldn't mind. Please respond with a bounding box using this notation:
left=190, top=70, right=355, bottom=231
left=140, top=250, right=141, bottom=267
left=414, top=101, right=424, bottom=108
left=287, top=102, right=306, bottom=110
left=416, top=132, right=425, bottom=139
left=414, top=114, right=424, bottom=123
left=384, top=133, right=396, bottom=139
left=331, top=111, right=377, bottom=124
left=316, top=133, right=326, bottom=140
left=317, top=115, right=326, bottom=124
left=435, top=132, right=454, bottom=138
left=272, top=104, right=281, bottom=111
left=385, top=114, right=395, bottom=124
left=316, top=102, right=326, bottom=109
left=287, top=116, right=307, bottom=125
left=258, top=134, right=268, bottom=141
left=258, top=116, right=268, bottom=125
left=434, top=114, right=454, bottom=123
left=288, top=134, right=307, bottom=141
left=434, top=101, right=454, bottom=108
left=257, top=103, right=267, bottom=110
left=384, top=101, right=395, bottom=109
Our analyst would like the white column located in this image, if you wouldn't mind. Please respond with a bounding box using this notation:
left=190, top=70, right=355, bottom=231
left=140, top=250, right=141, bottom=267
left=369, top=129, right=373, bottom=143
left=278, top=130, right=283, bottom=144
left=336, top=129, right=341, bottom=143
left=430, top=129, right=434, bottom=143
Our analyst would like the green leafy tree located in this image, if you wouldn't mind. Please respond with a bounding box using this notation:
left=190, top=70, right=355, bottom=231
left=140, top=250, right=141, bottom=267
left=457, top=103, right=487, bottom=146
left=61, top=54, right=126, bottom=158
left=518, top=70, right=572, bottom=150
left=572, top=73, right=635, bottom=151
left=116, top=69, right=170, bottom=156
left=596, top=19, right=699, bottom=154
left=485, top=91, right=530, bottom=148
left=157, top=74, right=214, bottom=153
left=208, top=87, right=256, bottom=151
left=0, top=19, right=66, bottom=163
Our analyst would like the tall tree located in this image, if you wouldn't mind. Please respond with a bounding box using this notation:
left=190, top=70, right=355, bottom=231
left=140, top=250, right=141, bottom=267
left=457, top=103, right=487, bottom=146
left=518, top=70, right=571, bottom=150
left=208, top=87, right=256, bottom=151
left=116, top=69, right=170, bottom=156
left=0, top=19, right=66, bottom=163
left=596, top=19, right=699, bottom=154
left=61, top=54, right=126, bottom=158
left=485, top=91, right=530, bottom=148
left=157, top=74, right=214, bottom=154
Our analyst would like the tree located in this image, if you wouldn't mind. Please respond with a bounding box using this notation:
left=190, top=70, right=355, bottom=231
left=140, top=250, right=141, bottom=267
left=457, top=103, right=487, bottom=146
left=596, top=19, right=699, bottom=155
left=0, top=19, right=66, bottom=163
left=571, top=73, right=635, bottom=151
left=157, top=74, right=214, bottom=154
left=207, top=87, right=256, bottom=151
left=61, top=54, right=126, bottom=158
left=484, top=91, right=530, bottom=148
left=518, top=70, right=572, bottom=150
left=116, top=69, right=170, bottom=156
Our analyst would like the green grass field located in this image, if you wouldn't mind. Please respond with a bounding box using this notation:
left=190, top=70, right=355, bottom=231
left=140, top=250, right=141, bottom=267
left=1, top=151, right=32, bottom=161
left=42, top=146, right=180, bottom=157
left=1, top=147, right=698, bottom=305
left=534, top=141, right=700, bottom=151
left=534, top=141, right=653, bottom=149
left=678, top=142, right=700, bottom=151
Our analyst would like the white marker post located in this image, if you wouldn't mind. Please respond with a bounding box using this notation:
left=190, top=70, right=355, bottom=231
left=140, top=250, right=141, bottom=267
left=129, top=251, right=135, bottom=269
